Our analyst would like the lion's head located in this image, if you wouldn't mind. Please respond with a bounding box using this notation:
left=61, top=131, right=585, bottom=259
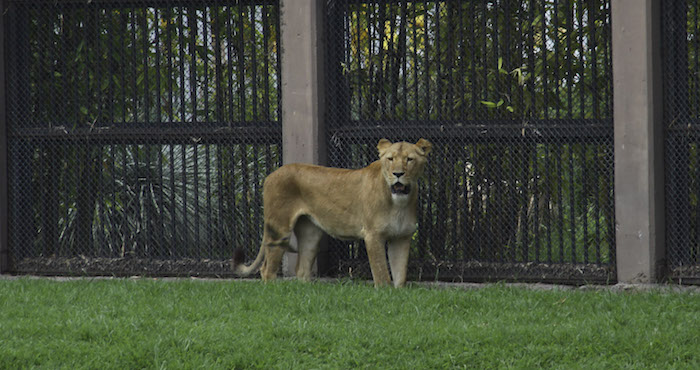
left=377, top=138, right=432, bottom=198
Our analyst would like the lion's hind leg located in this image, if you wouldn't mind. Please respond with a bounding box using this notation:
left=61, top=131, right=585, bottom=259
left=260, top=222, right=292, bottom=281
left=293, top=216, right=325, bottom=281
left=260, top=245, right=285, bottom=281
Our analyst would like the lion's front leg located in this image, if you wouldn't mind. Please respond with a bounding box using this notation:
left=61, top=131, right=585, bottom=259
left=387, top=236, right=411, bottom=287
left=364, top=235, right=391, bottom=287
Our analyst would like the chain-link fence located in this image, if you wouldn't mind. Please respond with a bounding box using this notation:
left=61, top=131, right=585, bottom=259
left=5, top=0, right=281, bottom=276
left=324, top=0, right=615, bottom=283
left=664, top=0, right=700, bottom=282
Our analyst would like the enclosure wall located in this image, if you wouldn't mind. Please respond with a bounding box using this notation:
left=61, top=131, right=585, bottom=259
left=0, top=0, right=693, bottom=284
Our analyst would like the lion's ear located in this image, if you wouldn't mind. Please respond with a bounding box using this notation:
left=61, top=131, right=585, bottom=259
left=377, top=138, right=392, bottom=157
left=416, top=138, right=433, bottom=156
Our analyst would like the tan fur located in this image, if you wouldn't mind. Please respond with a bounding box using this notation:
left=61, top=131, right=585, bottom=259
left=233, top=138, right=432, bottom=287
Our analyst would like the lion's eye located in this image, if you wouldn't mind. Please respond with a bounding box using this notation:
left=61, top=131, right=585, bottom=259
left=406, top=157, right=414, bottom=162
left=387, top=157, right=394, bottom=161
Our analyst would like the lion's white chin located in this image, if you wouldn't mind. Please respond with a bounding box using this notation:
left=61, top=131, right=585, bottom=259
left=391, top=193, right=410, bottom=206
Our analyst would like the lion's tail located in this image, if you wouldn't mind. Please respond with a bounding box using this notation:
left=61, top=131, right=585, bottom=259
left=231, top=245, right=265, bottom=276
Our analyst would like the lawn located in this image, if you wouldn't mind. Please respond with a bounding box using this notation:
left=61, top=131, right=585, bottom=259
left=0, top=278, right=698, bottom=369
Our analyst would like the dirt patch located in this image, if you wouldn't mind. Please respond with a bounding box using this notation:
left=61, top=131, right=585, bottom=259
left=10, top=256, right=235, bottom=278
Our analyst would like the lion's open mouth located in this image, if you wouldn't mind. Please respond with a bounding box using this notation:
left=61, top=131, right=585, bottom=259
left=391, top=183, right=411, bottom=195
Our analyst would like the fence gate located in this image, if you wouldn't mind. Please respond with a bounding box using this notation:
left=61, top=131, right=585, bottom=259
left=4, top=0, right=281, bottom=276
left=664, top=0, right=700, bottom=283
left=324, top=0, right=616, bottom=283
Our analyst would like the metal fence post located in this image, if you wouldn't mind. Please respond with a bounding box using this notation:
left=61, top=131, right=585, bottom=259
left=0, top=0, right=8, bottom=274
left=612, top=0, right=665, bottom=282
left=279, top=0, right=328, bottom=277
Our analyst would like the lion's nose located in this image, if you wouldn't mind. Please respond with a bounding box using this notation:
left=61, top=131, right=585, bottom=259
left=393, top=172, right=405, bottom=178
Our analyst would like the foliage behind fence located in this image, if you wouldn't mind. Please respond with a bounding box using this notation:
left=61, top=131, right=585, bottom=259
left=324, top=0, right=615, bottom=283
left=5, top=0, right=281, bottom=275
left=664, top=0, right=700, bottom=281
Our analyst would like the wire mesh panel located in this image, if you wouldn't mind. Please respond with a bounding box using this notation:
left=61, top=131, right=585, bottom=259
left=664, top=0, right=700, bottom=282
left=324, top=0, right=615, bottom=283
left=5, top=0, right=281, bottom=276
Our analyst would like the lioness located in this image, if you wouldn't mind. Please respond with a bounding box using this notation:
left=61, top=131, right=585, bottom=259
left=232, top=138, right=432, bottom=287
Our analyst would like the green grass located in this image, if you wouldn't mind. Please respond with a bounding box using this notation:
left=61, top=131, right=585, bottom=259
left=0, top=278, right=698, bottom=369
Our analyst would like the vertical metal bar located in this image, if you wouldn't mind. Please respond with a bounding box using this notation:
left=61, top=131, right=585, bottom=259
left=577, top=0, right=585, bottom=119
left=206, top=145, right=213, bottom=258
left=481, top=0, right=487, bottom=107
left=458, top=1, right=465, bottom=120
left=108, top=10, right=117, bottom=254
left=111, top=144, right=117, bottom=255
left=445, top=1, right=454, bottom=121
left=155, top=8, right=162, bottom=123
left=566, top=0, right=573, bottom=118
left=542, top=0, right=549, bottom=119
left=275, top=0, right=282, bottom=124
left=588, top=0, right=599, bottom=118
left=227, top=5, right=234, bottom=123
left=193, top=10, right=202, bottom=251
left=533, top=143, right=540, bottom=263
left=469, top=1, right=476, bottom=119
left=412, top=2, right=418, bottom=119
left=203, top=8, right=210, bottom=123
left=435, top=1, right=442, bottom=119
left=141, top=9, right=152, bottom=255
left=142, top=8, right=149, bottom=123
left=167, top=7, right=174, bottom=122
left=238, top=4, right=246, bottom=122
left=545, top=144, right=552, bottom=263
left=251, top=5, right=259, bottom=122
left=169, top=144, right=176, bottom=251
left=554, top=0, right=561, bottom=119
left=214, top=5, right=224, bottom=124
left=194, top=142, right=200, bottom=254
left=423, top=0, right=429, bottom=119
left=528, top=0, right=536, bottom=117
left=595, top=145, right=602, bottom=264
left=253, top=144, right=261, bottom=259
left=131, top=10, right=138, bottom=122
left=602, top=0, right=611, bottom=117
left=217, top=143, right=224, bottom=255
left=179, top=8, right=186, bottom=122
left=122, top=144, right=128, bottom=256
left=569, top=143, right=576, bottom=263
left=557, top=144, right=564, bottom=262
left=155, top=8, right=165, bottom=258
left=189, top=6, right=197, bottom=123
left=366, top=2, right=374, bottom=119
left=504, top=0, right=511, bottom=111
left=181, top=144, right=188, bottom=254
left=229, top=144, right=237, bottom=253
left=241, top=145, right=250, bottom=252
left=120, top=10, right=127, bottom=123
left=582, top=144, right=589, bottom=263
left=355, top=4, right=363, bottom=119
left=401, top=1, right=408, bottom=119
left=0, top=0, right=9, bottom=271
left=263, top=2, right=271, bottom=122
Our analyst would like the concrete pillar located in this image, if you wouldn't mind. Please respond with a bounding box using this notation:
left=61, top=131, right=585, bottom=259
left=279, top=0, right=327, bottom=277
left=612, top=0, right=665, bottom=282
